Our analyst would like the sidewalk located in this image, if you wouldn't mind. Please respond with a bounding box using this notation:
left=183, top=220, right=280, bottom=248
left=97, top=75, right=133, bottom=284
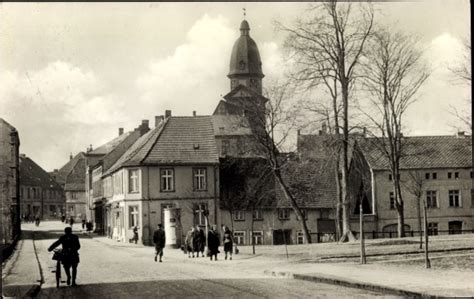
left=264, top=261, right=474, bottom=297
left=1, top=231, right=42, bottom=298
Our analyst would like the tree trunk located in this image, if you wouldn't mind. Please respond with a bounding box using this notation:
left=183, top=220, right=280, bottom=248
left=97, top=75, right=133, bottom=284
left=423, top=200, right=431, bottom=268
left=395, top=178, right=405, bottom=238
left=339, top=82, right=355, bottom=243
left=251, top=208, right=256, bottom=254
left=334, top=159, right=342, bottom=241
left=360, top=203, right=366, bottom=264
left=274, top=171, right=312, bottom=244
left=417, top=196, right=422, bottom=249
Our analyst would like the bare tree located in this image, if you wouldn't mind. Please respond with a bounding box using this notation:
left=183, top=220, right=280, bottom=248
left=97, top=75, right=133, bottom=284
left=361, top=28, right=429, bottom=238
left=404, top=171, right=425, bottom=248
left=279, top=1, right=374, bottom=242
left=241, top=81, right=313, bottom=244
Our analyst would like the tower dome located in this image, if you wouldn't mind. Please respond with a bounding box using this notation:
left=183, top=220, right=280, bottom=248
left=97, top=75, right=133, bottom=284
left=228, top=20, right=264, bottom=94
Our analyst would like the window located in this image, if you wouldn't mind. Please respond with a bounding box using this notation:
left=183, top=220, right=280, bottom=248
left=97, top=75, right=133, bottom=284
left=193, top=203, right=207, bottom=226
left=454, top=172, right=459, bottom=179
left=389, top=192, right=396, bottom=210
left=49, top=205, right=56, bottom=214
left=448, top=172, right=452, bottom=179
left=471, top=171, right=473, bottom=179
left=388, top=174, right=392, bottom=181
left=193, top=168, right=207, bottom=191
left=297, top=231, right=305, bottom=244
left=432, top=172, right=437, bottom=179
left=449, top=190, right=461, bottom=207
left=71, top=192, right=77, bottom=199
left=428, top=223, right=438, bottom=236
left=33, top=188, right=37, bottom=198
left=426, top=191, right=438, bottom=208
left=129, top=206, right=139, bottom=228
left=425, top=173, right=430, bottom=180
left=160, top=168, right=174, bottom=192
left=221, top=140, right=230, bottom=156
left=251, top=231, right=263, bottom=245
left=278, top=208, right=290, bottom=220
left=448, top=221, right=463, bottom=234
left=160, top=203, right=175, bottom=225
left=234, top=210, right=245, bottom=221
left=128, top=169, right=139, bottom=193
left=253, top=209, right=263, bottom=221
left=234, top=231, right=245, bottom=245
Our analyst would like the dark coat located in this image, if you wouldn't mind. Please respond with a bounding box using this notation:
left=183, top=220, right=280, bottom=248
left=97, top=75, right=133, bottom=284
left=153, top=228, right=166, bottom=248
left=196, top=229, right=206, bottom=252
left=207, top=230, right=220, bottom=255
left=223, top=230, right=233, bottom=253
left=49, top=233, right=81, bottom=265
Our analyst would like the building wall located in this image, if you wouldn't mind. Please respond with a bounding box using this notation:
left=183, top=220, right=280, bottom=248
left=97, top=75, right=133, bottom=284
left=105, top=165, right=219, bottom=245
left=20, top=186, right=64, bottom=219
left=0, top=121, right=20, bottom=245
left=219, top=208, right=336, bottom=245
left=374, top=168, right=474, bottom=233
left=65, top=190, right=86, bottom=221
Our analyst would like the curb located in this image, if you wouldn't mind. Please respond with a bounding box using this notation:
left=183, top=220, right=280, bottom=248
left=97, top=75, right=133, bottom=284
left=264, top=270, right=438, bottom=298
left=1, top=237, right=24, bottom=280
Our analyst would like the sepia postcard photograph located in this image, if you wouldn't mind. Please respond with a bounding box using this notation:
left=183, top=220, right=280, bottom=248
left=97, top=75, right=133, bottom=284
left=1, top=1, right=472, bottom=298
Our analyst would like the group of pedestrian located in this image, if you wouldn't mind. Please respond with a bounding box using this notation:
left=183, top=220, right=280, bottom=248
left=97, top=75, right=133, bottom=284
left=184, top=226, right=206, bottom=258
left=21, top=214, right=40, bottom=224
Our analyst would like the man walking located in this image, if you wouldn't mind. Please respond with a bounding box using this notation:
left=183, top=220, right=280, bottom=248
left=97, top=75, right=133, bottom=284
left=153, top=224, right=166, bottom=262
left=48, top=227, right=81, bottom=286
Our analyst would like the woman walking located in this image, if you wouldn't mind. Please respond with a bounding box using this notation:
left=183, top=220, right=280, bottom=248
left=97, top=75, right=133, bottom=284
left=223, top=226, right=233, bottom=260
left=207, top=225, right=220, bottom=261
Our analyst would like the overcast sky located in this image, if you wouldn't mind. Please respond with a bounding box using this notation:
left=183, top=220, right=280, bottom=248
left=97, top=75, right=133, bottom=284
left=0, top=1, right=470, bottom=171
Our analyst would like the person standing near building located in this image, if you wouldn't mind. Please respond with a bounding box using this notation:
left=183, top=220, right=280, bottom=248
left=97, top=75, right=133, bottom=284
left=153, top=224, right=166, bottom=262
left=185, top=226, right=195, bottom=258
left=223, top=226, right=233, bottom=260
left=196, top=226, right=206, bottom=258
left=48, top=227, right=81, bottom=286
left=132, top=226, right=139, bottom=244
left=208, top=225, right=220, bottom=261
left=69, top=217, right=74, bottom=228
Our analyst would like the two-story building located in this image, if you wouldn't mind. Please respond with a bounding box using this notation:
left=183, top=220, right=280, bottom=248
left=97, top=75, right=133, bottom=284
left=353, top=134, right=473, bottom=235
left=102, top=113, right=219, bottom=245
left=19, top=154, right=65, bottom=220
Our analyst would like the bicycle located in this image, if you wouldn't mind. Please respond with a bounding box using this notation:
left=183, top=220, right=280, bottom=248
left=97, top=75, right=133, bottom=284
left=51, top=249, right=63, bottom=288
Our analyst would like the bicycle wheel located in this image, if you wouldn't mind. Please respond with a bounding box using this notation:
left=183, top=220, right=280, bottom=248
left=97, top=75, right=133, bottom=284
left=56, top=261, right=61, bottom=288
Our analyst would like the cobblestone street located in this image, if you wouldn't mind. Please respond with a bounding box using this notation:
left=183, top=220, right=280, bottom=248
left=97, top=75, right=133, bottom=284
left=22, top=222, right=382, bottom=298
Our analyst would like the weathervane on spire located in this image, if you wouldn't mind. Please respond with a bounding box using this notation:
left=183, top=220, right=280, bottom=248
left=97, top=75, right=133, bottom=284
left=243, top=7, right=246, bottom=19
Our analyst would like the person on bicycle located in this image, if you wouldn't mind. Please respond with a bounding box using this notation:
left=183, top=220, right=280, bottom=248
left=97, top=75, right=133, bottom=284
left=48, top=227, right=81, bottom=286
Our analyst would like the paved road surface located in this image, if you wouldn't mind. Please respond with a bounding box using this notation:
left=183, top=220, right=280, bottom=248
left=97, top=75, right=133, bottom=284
left=28, top=222, right=384, bottom=298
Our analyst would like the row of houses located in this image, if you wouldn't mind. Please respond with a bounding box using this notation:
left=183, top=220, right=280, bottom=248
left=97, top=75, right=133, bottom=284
left=52, top=18, right=472, bottom=246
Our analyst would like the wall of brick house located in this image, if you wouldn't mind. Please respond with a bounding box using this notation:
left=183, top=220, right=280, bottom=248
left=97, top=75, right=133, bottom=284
left=219, top=208, right=335, bottom=245
left=65, top=191, right=86, bottom=221
left=374, top=168, right=474, bottom=233
left=20, top=186, right=64, bottom=219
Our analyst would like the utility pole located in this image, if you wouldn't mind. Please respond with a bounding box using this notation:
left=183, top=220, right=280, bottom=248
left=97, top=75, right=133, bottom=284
left=423, top=200, right=431, bottom=268
left=360, top=203, right=366, bottom=264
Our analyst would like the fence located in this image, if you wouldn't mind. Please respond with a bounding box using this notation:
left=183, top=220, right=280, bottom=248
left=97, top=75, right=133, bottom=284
left=310, top=229, right=474, bottom=243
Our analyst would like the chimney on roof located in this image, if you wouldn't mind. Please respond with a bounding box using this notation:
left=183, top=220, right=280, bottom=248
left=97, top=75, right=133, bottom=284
left=69, top=152, right=73, bottom=160
left=193, top=111, right=196, bottom=117
left=87, top=144, right=93, bottom=153
left=139, top=120, right=150, bottom=136
left=297, top=129, right=301, bottom=136
left=119, top=128, right=124, bottom=136
left=20, top=153, right=26, bottom=159
left=363, top=127, right=367, bottom=137
left=457, top=131, right=465, bottom=137
left=165, top=110, right=172, bottom=118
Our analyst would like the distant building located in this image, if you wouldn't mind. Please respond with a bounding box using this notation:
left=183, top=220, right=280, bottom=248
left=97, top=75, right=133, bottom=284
left=19, top=154, right=65, bottom=220
left=354, top=134, right=473, bottom=235
left=102, top=113, right=219, bottom=245
left=0, top=118, right=20, bottom=246
left=53, top=152, right=87, bottom=222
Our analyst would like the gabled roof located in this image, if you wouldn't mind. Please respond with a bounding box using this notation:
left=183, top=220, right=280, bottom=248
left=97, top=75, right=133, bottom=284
left=19, top=156, right=62, bottom=190
left=223, top=84, right=269, bottom=104
left=88, top=131, right=133, bottom=156
left=101, top=130, right=145, bottom=172
left=56, top=152, right=86, bottom=187
left=358, top=135, right=473, bottom=170
left=142, top=116, right=219, bottom=165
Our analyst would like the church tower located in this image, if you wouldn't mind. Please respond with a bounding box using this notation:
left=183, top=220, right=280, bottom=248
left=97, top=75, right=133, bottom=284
left=228, top=20, right=264, bottom=94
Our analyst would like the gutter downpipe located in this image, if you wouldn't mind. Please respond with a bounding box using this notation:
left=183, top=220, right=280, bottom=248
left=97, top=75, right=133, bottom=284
left=370, top=168, right=377, bottom=231
left=147, top=167, right=151, bottom=245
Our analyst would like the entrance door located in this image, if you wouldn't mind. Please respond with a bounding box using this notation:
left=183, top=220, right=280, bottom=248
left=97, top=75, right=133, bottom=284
left=273, top=229, right=292, bottom=245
